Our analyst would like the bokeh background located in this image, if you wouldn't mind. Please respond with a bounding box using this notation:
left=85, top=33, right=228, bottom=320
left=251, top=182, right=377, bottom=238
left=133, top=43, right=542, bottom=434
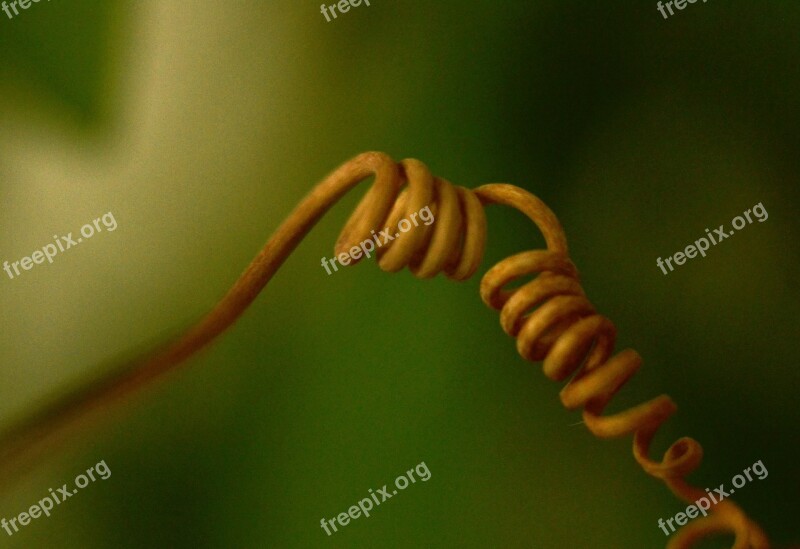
left=0, top=1, right=798, bottom=547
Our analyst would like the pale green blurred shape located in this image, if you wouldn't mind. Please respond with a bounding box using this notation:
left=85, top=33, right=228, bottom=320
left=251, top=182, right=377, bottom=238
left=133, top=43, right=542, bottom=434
left=0, top=1, right=797, bottom=548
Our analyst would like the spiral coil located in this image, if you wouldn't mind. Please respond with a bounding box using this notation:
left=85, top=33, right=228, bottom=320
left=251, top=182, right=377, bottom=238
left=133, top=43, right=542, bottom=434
left=332, top=152, right=769, bottom=549
left=0, top=151, right=771, bottom=548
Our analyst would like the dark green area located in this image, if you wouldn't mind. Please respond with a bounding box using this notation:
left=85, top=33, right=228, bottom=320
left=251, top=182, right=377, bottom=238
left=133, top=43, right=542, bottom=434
left=0, top=0, right=123, bottom=124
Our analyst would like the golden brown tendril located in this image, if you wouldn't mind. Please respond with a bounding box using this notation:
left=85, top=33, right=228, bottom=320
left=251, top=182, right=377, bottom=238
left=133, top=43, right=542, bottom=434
left=0, top=152, right=769, bottom=548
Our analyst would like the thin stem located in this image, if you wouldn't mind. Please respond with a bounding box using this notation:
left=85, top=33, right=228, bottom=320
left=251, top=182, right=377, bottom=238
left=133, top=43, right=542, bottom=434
left=0, top=152, right=394, bottom=484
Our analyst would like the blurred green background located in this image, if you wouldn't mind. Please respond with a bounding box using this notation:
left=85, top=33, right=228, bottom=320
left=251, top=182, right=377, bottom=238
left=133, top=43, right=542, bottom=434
left=0, top=1, right=798, bottom=547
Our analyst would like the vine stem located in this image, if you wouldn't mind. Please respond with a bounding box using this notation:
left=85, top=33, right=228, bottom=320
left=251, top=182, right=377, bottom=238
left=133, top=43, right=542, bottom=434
left=0, top=152, right=396, bottom=484
left=0, top=153, right=775, bottom=549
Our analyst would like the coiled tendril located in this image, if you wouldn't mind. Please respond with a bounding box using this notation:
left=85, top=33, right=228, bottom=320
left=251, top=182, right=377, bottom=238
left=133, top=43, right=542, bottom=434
left=0, top=152, right=770, bottom=548
left=333, top=153, right=769, bottom=549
